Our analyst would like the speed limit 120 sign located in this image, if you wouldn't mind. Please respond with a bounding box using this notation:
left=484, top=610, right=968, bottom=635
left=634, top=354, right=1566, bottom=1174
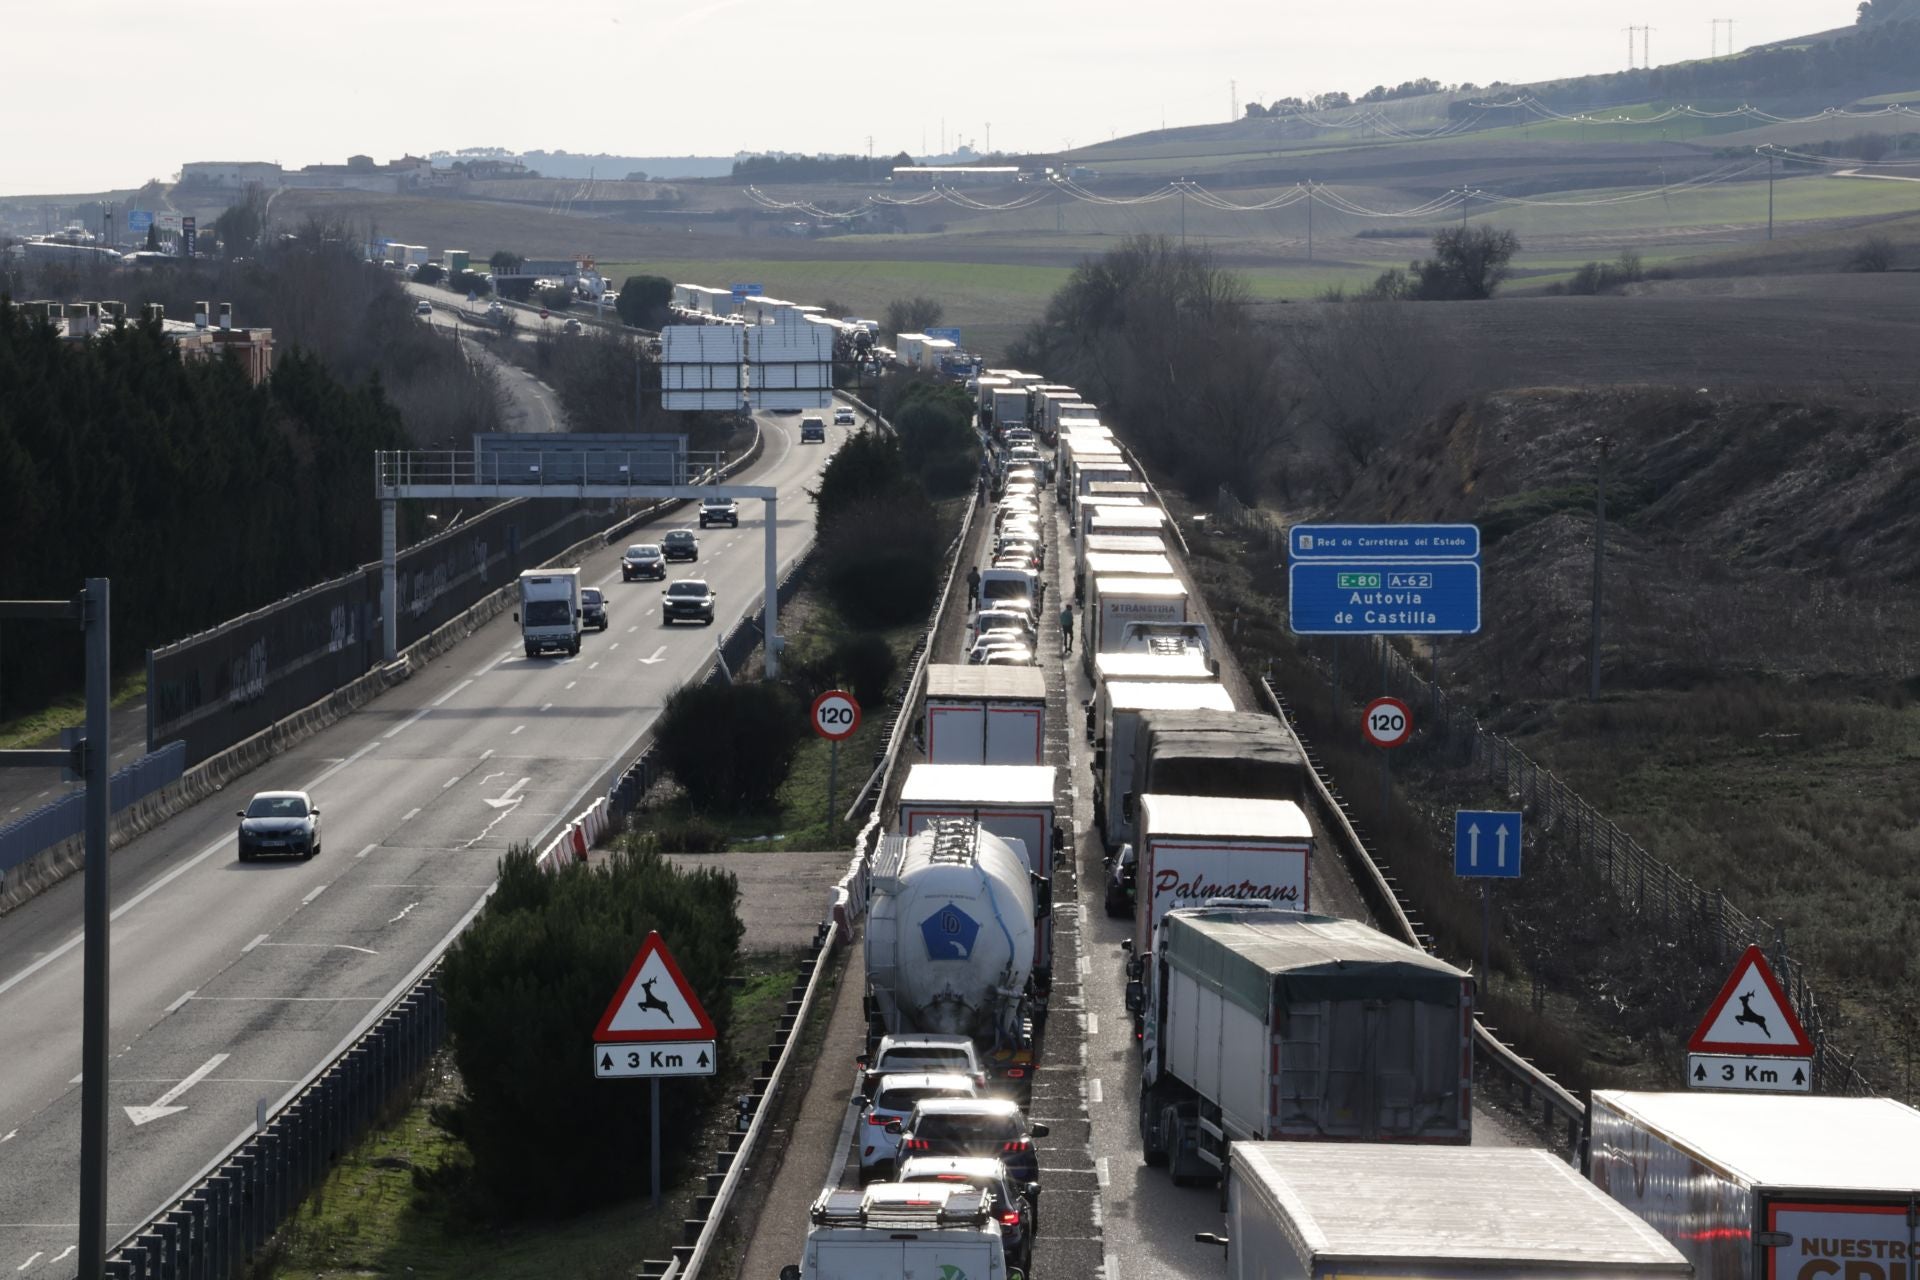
left=1362, top=696, right=1413, bottom=749
left=810, top=689, right=862, bottom=740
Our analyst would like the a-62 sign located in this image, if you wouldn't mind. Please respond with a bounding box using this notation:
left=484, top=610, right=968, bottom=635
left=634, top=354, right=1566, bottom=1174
left=810, top=690, right=861, bottom=740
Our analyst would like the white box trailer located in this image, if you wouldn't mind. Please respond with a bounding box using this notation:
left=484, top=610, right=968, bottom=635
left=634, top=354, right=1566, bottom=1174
left=1588, top=1090, right=1920, bottom=1280
left=898, top=763, right=1059, bottom=973
left=1221, top=1144, right=1690, bottom=1280
left=974, top=375, right=1011, bottom=413
left=1073, top=479, right=1152, bottom=527
left=1077, top=497, right=1147, bottom=537
left=1132, top=795, right=1312, bottom=957
left=1075, top=548, right=1177, bottom=609
left=924, top=664, right=1047, bottom=765
left=1086, top=507, right=1166, bottom=539
left=991, top=386, right=1030, bottom=432
left=1093, top=681, right=1233, bottom=846
left=1084, top=575, right=1186, bottom=670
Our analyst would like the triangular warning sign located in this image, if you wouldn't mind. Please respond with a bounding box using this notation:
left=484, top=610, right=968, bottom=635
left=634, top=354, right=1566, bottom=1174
left=592, top=932, right=718, bottom=1044
left=1688, top=945, right=1813, bottom=1057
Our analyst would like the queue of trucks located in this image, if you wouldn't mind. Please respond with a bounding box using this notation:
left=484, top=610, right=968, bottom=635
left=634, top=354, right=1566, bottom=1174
left=794, top=360, right=1920, bottom=1280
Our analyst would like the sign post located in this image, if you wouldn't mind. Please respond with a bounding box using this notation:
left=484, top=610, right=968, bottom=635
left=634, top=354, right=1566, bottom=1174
left=1361, top=695, right=1412, bottom=811
left=1685, top=944, right=1813, bottom=1092
left=810, top=690, right=861, bottom=841
left=1454, top=810, right=1522, bottom=981
left=592, top=932, right=719, bottom=1206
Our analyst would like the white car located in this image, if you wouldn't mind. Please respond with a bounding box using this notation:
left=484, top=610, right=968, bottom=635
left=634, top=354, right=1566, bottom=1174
left=856, top=1072, right=979, bottom=1182
left=859, top=1034, right=987, bottom=1096
left=788, top=1184, right=1005, bottom=1280
left=972, top=640, right=1036, bottom=666
left=414, top=299, right=433, bottom=316
left=834, top=405, right=856, bottom=426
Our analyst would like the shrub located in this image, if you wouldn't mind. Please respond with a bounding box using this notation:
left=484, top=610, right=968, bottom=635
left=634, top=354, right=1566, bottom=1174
left=448, top=269, right=490, bottom=296
left=811, top=429, right=913, bottom=526
left=1849, top=234, right=1896, bottom=272
left=617, top=275, right=673, bottom=327
left=1566, top=250, right=1645, bottom=296
left=413, top=262, right=445, bottom=286
left=654, top=681, right=807, bottom=810
left=829, top=631, right=898, bottom=708
left=440, top=841, right=742, bottom=1215
left=818, top=494, right=942, bottom=627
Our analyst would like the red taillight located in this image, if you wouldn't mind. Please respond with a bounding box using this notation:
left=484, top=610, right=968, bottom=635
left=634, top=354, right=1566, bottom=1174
left=1004, top=1067, right=1026, bottom=1079
left=1002, top=1139, right=1031, bottom=1153
left=867, top=1113, right=892, bottom=1126
left=903, top=1138, right=930, bottom=1151
left=999, top=1211, right=1021, bottom=1227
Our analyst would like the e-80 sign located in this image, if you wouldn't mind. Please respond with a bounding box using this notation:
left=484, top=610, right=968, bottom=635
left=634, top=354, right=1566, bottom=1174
left=810, top=689, right=862, bottom=741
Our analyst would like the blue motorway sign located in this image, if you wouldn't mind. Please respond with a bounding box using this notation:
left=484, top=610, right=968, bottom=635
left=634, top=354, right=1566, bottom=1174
left=1289, top=523, right=1480, bottom=562
left=1288, top=562, right=1481, bottom=635
left=730, top=282, right=764, bottom=299
left=1454, top=810, right=1522, bottom=878
left=127, top=210, right=154, bottom=232
left=924, top=326, right=962, bottom=343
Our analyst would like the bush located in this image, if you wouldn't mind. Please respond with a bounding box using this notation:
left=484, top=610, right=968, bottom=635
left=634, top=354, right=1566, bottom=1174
left=448, top=269, right=490, bottom=296
left=818, top=494, right=942, bottom=627
left=1404, top=225, right=1521, bottom=300
left=535, top=284, right=573, bottom=311
left=1565, top=250, right=1645, bottom=296
left=654, top=681, right=807, bottom=810
left=440, top=841, right=742, bottom=1216
left=1849, top=234, right=1896, bottom=272
left=413, top=262, right=445, bottom=286
left=617, top=274, right=673, bottom=328
left=812, top=429, right=914, bottom=526
left=829, top=631, right=898, bottom=708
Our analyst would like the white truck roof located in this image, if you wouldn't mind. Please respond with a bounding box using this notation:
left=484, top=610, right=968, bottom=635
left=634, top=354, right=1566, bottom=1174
left=926, top=664, right=1047, bottom=701
left=1092, top=651, right=1214, bottom=683
left=1093, top=575, right=1184, bottom=598
left=1088, top=509, right=1166, bottom=531
left=1237, top=1144, right=1690, bottom=1272
left=1103, top=681, right=1234, bottom=714
left=900, top=763, right=1057, bottom=806
left=1142, top=793, right=1312, bottom=839
left=1084, top=552, right=1175, bottom=578
left=1084, top=533, right=1166, bottom=555
left=1594, top=1090, right=1920, bottom=1193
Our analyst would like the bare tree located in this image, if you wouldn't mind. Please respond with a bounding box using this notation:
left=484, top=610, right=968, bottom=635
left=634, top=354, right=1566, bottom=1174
left=1278, top=298, right=1469, bottom=475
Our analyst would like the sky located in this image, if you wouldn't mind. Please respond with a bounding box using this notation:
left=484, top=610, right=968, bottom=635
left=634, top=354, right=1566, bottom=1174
left=2, top=0, right=1864, bottom=196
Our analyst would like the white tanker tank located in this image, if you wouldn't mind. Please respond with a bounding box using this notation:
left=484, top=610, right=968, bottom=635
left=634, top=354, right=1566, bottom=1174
left=865, top=819, right=1036, bottom=1043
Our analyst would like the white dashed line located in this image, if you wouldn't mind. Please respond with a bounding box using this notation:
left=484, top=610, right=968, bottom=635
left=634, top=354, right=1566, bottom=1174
left=1096, top=1156, right=1111, bottom=1187
left=511, top=724, right=525, bottom=735
left=242, top=934, right=268, bottom=953
left=354, top=843, right=375, bottom=859
left=402, top=808, right=420, bottom=821
left=541, top=702, right=554, bottom=711
left=18, top=1252, right=44, bottom=1271
left=1088, top=1078, right=1104, bottom=1104
left=1086, top=1012, right=1099, bottom=1036
left=301, top=884, right=327, bottom=905
left=1077, top=953, right=1091, bottom=976
left=480, top=748, right=494, bottom=760
left=588, top=661, right=600, bottom=670
left=164, top=990, right=196, bottom=1014
left=443, top=777, right=459, bottom=789
left=431, top=678, right=474, bottom=707
left=608, top=642, right=619, bottom=651
left=565, top=680, right=577, bottom=690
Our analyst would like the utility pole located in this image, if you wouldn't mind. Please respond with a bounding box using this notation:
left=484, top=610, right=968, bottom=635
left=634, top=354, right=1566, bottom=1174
left=1179, top=183, right=1186, bottom=247
left=1645, top=27, right=1655, bottom=67
left=865, top=135, right=873, bottom=182
left=1766, top=148, right=1776, bottom=240
left=985, top=122, right=991, bottom=154
left=1588, top=438, right=1609, bottom=701
left=1230, top=79, right=1237, bottom=122
left=1305, top=182, right=1313, bottom=260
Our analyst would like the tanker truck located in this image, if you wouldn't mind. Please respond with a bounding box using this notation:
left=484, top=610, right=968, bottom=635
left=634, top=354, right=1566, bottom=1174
left=865, top=819, right=1042, bottom=1096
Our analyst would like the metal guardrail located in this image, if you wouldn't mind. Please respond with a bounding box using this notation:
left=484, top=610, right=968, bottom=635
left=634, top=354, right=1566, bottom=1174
left=1256, top=674, right=1586, bottom=1153
left=0, top=742, right=185, bottom=876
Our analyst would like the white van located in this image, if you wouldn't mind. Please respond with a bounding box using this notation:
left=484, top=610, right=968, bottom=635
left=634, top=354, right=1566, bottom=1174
left=515, top=568, right=581, bottom=658
left=786, top=1183, right=1007, bottom=1280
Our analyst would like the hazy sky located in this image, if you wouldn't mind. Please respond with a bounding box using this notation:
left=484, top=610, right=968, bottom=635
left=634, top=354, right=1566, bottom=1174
left=5, top=0, right=1861, bottom=196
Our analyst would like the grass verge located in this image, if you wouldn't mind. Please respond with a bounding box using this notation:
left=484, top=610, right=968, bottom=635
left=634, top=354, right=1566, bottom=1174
left=262, top=951, right=799, bottom=1280
left=0, top=672, right=147, bottom=751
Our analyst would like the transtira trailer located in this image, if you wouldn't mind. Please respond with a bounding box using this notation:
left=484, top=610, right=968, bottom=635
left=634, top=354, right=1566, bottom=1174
left=1216, top=1144, right=1690, bottom=1279
left=1587, top=1089, right=1920, bottom=1280
left=923, top=664, right=1047, bottom=766
left=1092, top=681, right=1234, bottom=846
left=1134, top=910, right=1472, bottom=1183
left=1084, top=575, right=1186, bottom=671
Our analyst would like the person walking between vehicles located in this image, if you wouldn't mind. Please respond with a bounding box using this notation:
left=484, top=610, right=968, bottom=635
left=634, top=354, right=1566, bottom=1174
left=1060, top=602, right=1074, bottom=655
left=967, top=564, right=982, bottom=608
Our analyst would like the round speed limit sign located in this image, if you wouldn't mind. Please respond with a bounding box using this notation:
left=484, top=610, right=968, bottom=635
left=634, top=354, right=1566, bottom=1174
left=1361, top=696, right=1414, bottom=749
left=810, top=689, right=862, bottom=741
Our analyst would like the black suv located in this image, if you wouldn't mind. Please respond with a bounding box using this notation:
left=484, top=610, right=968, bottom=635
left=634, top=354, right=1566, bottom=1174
left=698, top=495, right=739, bottom=528
left=662, top=579, right=716, bottom=625
left=800, top=417, right=826, bottom=443
left=661, top=529, right=698, bottom=561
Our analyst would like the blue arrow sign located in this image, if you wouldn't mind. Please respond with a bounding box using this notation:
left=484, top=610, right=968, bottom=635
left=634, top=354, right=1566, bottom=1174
left=1289, top=562, right=1481, bottom=635
left=1455, top=810, right=1522, bottom=878
left=1289, top=523, right=1480, bottom=561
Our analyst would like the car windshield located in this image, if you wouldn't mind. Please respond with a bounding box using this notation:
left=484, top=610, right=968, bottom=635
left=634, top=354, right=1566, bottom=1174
left=667, top=582, right=708, bottom=598
left=881, top=1048, right=974, bottom=1073
left=984, top=581, right=1027, bottom=600
left=627, top=545, right=658, bottom=558
left=524, top=600, right=571, bottom=626
left=665, top=532, right=693, bottom=544
left=245, top=795, right=307, bottom=818
left=581, top=589, right=602, bottom=605
left=876, top=1083, right=971, bottom=1111
left=913, top=1113, right=1021, bottom=1145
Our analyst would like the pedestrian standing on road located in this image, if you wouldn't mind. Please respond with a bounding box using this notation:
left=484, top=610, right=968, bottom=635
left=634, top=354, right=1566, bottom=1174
left=1060, top=602, right=1074, bottom=655
left=967, top=564, right=982, bottom=605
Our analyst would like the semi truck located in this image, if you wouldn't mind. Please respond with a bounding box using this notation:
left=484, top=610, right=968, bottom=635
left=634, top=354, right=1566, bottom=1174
left=1210, top=1144, right=1689, bottom=1279
left=991, top=386, right=1030, bottom=433
left=1083, top=575, right=1187, bottom=671
left=923, top=665, right=1047, bottom=766
left=514, top=568, right=581, bottom=657
left=1132, top=909, right=1473, bottom=1183
left=1122, top=709, right=1309, bottom=839
left=1091, top=681, right=1234, bottom=846
left=1129, top=794, right=1314, bottom=958
left=865, top=820, right=1040, bottom=1091
left=1587, top=1089, right=1920, bottom=1280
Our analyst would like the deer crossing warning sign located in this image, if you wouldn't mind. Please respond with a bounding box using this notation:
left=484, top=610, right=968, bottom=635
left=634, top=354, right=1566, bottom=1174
left=1687, top=944, right=1814, bottom=1057
left=592, top=931, right=717, bottom=1078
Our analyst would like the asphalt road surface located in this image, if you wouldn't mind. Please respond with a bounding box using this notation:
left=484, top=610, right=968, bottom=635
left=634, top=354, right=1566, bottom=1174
left=0, top=408, right=857, bottom=1277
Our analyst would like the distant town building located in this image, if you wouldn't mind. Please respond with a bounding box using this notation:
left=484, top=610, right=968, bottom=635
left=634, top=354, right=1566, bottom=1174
left=10, top=298, right=275, bottom=386
left=180, top=161, right=284, bottom=189
left=889, top=165, right=1023, bottom=186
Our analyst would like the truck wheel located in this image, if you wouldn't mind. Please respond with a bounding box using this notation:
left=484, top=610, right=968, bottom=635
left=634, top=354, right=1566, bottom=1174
left=525, top=644, right=539, bottom=659
left=1167, top=1113, right=1195, bottom=1186
left=1140, top=1096, right=1167, bottom=1167
left=568, top=641, right=581, bottom=656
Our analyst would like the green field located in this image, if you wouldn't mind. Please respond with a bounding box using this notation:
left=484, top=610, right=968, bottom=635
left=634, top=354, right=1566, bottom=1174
left=1461, top=170, right=1920, bottom=240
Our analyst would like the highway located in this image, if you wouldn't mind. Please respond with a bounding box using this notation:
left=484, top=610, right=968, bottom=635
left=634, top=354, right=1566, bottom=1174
left=0, top=407, right=855, bottom=1276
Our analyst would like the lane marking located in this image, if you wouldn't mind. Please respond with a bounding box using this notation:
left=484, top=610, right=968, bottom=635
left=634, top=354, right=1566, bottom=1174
left=1089, top=1078, right=1104, bottom=1104
left=1096, top=1156, right=1111, bottom=1187
left=1077, top=953, right=1091, bottom=976
left=164, top=990, right=196, bottom=1015
left=626, top=625, right=637, bottom=634
left=442, top=777, right=459, bottom=789
left=17, top=1252, right=43, bottom=1272
left=479, top=748, right=494, bottom=761
left=125, top=1052, right=229, bottom=1126
left=381, top=708, right=431, bottom=741
left=608, top=642, right=619, bottom=652
left=510, top=724, right=525, bottom=735
left=49, top=1248, right=75, bottom=1267
left=354, top=843, right=374, bottom=859
left=0, top=1131, right=16, bottom=1144
left=639, top=646, right=668, bottom=664
left=430, top=678, right=474, bottom=707
left=258, top=942, right=378, bottom=956
left=1086, top=1012, right=1099, bottom=1036
left=301, top=738, right=382, bottom=791
left=540, top=702, right=553, bottom=712
left=242, top=934, right=268, bottom=953
left=564, top=680, right=577, bottom=690
left=587, top=661, right=600, bottom=670
left=401, top=808, right=420, bottom=821
left=180, top=996, right=380, bottom=1002
left=301, top=884, right=327, bottom=905
left=388, top=902, right=421, bottom=924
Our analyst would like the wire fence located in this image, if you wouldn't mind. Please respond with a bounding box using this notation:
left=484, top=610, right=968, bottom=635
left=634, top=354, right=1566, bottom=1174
left=1214, top=487, right=1876, bottom=1098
